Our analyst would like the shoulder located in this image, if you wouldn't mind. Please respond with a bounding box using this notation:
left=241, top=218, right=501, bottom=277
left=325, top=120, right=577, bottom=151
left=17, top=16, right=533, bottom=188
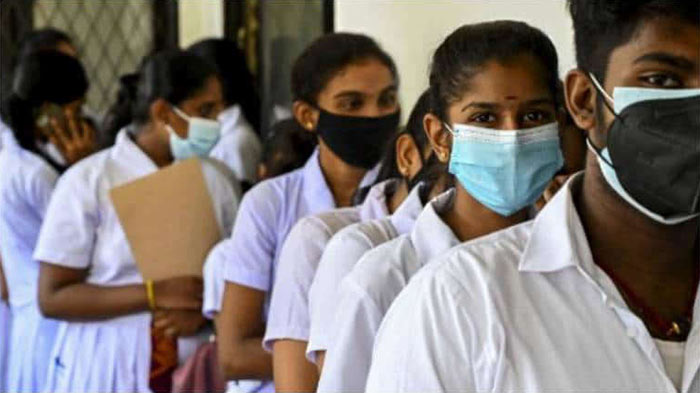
left=286, top=207, right=359, bottom=247
left=331, top=217, right=395, bottom=252
left=237, top=168, right=302, bottom=217
left=56, top=150, right=111, bottom=190
left=347, top=235, right=414, bottom=300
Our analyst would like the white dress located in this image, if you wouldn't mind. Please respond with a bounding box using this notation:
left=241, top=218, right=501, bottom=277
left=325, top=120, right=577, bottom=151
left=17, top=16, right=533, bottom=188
left=210, top=105, right=262, bottom=185
left=33, top=129, right=238, bottom=393
left=0, top=130, right=60, bottom=392
left=0, top=120, right=15, bottom=390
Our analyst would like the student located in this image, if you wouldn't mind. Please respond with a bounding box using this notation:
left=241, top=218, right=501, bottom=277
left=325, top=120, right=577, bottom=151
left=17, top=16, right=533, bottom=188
left=305, top=90, right=447, bottom=371
left=188, top=39, right=263, bottom=189
left=0, top=51, right=95, bottom=392
left=257, top=119, right=317, bottom=181
left=366, top=1, right=700, bottom=391
left=266, top=92, right=433, bottom=391
left=357, top=21, right=564, bottom=392
left=215, top=33, right=399, bottom=392
left=33, top=50, right=239, bottom=393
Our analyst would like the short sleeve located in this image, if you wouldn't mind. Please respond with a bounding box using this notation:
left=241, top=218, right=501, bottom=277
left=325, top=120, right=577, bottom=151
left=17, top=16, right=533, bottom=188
left=316, top=276, right=383, bottom=393
left=365, top=267, right=477, bottom=392
left=202, top=240, right=228, bottom=318
left=201, top=158, right=240, bottom=238
left=33, top=167, right=98, bottom=269
left=25, top=163, right=59, bottom=219
left=223, top=183, right=277, bottom=291
left=262, top=217, right=333, bottom=351
left=307, top=225, right=377, bottom=358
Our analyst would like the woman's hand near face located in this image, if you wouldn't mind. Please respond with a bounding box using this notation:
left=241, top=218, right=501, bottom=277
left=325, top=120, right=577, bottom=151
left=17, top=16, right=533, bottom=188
left=47, top=111, right=97, bottom=165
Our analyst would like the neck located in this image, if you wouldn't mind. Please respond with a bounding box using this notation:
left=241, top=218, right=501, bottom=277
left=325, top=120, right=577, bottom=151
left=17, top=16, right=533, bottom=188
left=133, top=125, right=173, bottom=168
left=576, top=156, right=699, bottom=337
left=577, top=157, right=698, bottom=276
left=443, top=184, right=529, bottom=243
left=318, top=141, right=368, bottom=207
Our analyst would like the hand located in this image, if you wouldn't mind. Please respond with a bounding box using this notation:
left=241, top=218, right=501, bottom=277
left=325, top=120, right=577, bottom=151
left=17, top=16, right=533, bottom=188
left=46, top=111, right=97, bottom=165
left=535, top=174, right=570, bottom=211
left=153, top=276, right=203, bottom=311
left=153, top=309, right=206, bottom=338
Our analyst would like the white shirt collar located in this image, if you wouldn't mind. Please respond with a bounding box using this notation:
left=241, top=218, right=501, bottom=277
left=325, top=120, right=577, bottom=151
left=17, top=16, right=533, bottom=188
left=410, top=188, right=459, bottom=267
left=390, top=182, right=425, bottom=236
left=111, top=127, right=159, bottom=177
left=357, top=179, right=396, bottom=222
left=518, top=172, right=589, bottom=273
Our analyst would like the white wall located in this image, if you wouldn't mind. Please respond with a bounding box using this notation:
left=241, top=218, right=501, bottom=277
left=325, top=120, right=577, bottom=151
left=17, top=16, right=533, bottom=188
left=179, top=0, right=224, bottom=48
left=335, top=0, right=575, bottom=120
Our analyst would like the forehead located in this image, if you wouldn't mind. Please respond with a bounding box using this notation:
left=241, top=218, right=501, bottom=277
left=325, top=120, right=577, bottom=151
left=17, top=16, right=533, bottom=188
left=460, top=56, right=552, bottom=102
left=189, top=76, right=223, bottom=102
left=607, top=18, right=700, bottom=72
left=321, top=58, right=395, bottom=95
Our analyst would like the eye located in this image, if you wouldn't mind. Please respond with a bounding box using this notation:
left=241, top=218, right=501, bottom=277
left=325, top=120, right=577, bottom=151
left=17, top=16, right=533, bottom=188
left=198, top=103, right=215, bottom=118
left=338, top=97, right=363, bottom=112
left=379, top=91, right=398, bottom=108
left=470, top=112, right=496, bottom=124
left=522, top=110, right=551, bottom=124
left=639, top=73, right=682, bottom=88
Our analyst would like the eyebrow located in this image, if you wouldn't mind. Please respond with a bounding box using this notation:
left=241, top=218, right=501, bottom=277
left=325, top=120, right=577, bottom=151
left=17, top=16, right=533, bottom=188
left=461, top=97, right=553, bottom=112
left=633, top=52, right=696, bottom=70
left=333, top=84, right=398, bottom=99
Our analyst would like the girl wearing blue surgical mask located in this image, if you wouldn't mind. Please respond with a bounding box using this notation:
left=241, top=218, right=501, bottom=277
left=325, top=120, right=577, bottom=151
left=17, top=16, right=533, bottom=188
left=34, top=50, right=239, bottom=393
left=423, top=21, right=563, bottom=242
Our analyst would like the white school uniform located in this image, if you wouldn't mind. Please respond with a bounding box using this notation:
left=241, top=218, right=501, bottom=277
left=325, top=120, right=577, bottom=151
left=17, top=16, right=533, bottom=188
left=0, top=130, right=60, bottom=392
left=366, top=174, right=700, bottom=393
left=33, top=129, right=238, bottom=393
left=210, top=105, right=262, bottom=185
left=262, top=179, right=396, bottom=351
left=216, top=148, right=377, bottom=392
left=318, top=189, right=459, bottom=392
left=0, top=119, right=9, bottom=389
left=306, top=183, right=425, bottom=361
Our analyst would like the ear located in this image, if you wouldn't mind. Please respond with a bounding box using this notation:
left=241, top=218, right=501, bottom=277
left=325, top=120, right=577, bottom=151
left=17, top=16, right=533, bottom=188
left=564, top=69, right=597, bottom=136
left=423, top=113, right=451, bottom=164
left=395, top=133, right=422, bottom=179
left=150, top=98, right=172, bottom=128
left=292, top=100, right=319, bottom=134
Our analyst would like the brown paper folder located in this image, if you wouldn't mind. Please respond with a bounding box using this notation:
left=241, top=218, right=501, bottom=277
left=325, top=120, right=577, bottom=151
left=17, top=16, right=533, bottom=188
left=110, top=158, right=221, bottom=280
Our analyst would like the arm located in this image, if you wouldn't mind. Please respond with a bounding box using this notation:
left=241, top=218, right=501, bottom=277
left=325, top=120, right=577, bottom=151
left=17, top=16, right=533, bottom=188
left=0, top=255, right=7, bottom=303
left=273, top=340, right=318, bottom=392
left=38, top=262, right=203, bottom=321
left=217, top=281, right=272, bottom=380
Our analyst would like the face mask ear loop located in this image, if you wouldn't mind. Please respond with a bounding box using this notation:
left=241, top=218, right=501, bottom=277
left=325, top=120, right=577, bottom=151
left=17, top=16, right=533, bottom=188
left=588, top=73, right=625, bottom=124
left=172, top=106, right=191, bottom=122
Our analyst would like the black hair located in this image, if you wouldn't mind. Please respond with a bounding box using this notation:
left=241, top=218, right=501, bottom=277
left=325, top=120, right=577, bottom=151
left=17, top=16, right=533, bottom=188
left=18, top=28, right=74, bottom=60
left=187, top=38, right=261, bottom=132
left=130, top=50, right=219, bottom=126
left=429, top=20, right=559, bottom=122
left=373, top=90, right=432, bottom=183
left=260, top=118, right=317, bottom=179
left=291, top=33, right=398, bottom=105
left=0, top=51, right=88, bottom=162
left=101, top=73, right=139, bottom=146
left=568, top=0, right=700, bottom=82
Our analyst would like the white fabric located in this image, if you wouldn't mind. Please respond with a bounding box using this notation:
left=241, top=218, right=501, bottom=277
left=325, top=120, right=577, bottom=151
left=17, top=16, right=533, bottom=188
left=366, top=174, right=700, bottom=393
left=318, top=189, right=458, bottom=393
left=33, top=129, right=238, bottom=393
left=262, top=180, right=395, bottom=351
left=656, top=339, right=686, bottom=391
left=210, top=105, right=262, bottom=185
left=0, top=131, right=60, bottom=392
left=307, top=183, right=425, bottom=360
left=0, top=119, right=11, bottom=389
